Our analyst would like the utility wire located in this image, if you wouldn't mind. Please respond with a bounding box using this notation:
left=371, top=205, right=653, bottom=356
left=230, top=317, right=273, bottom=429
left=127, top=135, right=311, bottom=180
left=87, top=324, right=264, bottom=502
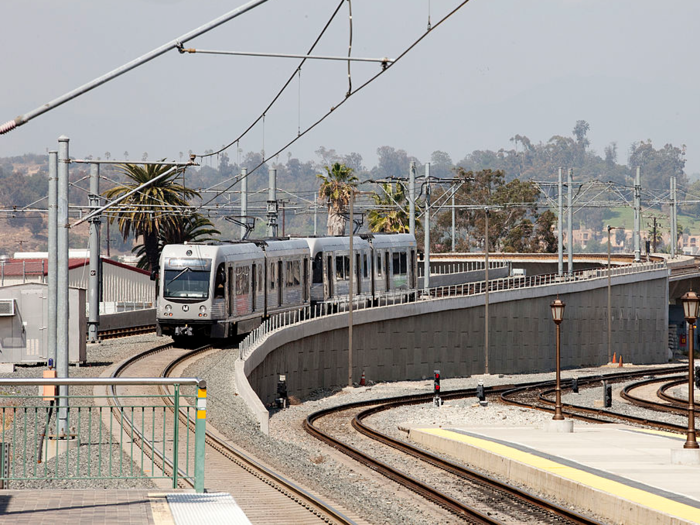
left=197, top=0, right=346, bottom=160
left=195, top=0, right=474, bottom=211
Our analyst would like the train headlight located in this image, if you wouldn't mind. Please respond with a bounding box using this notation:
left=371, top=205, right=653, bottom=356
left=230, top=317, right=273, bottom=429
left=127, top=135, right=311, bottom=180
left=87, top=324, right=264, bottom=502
left=199, top=306, right=207, bottom=313
left=165, top=305, right=172, bottom=312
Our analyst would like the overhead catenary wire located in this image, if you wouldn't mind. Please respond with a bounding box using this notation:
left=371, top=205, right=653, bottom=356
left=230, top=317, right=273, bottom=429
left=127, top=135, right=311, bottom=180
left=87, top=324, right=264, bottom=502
left=195, top=0, right=475, bottom=212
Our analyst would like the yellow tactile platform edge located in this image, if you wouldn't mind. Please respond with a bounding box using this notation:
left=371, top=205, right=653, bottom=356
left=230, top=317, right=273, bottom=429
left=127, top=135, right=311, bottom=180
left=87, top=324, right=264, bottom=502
left=420, top=428, right=700, bottom=524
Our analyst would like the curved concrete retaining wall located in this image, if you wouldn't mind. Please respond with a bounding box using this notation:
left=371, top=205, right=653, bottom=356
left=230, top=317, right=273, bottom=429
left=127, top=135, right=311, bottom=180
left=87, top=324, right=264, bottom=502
left=241, top=268, right=668, bottom=433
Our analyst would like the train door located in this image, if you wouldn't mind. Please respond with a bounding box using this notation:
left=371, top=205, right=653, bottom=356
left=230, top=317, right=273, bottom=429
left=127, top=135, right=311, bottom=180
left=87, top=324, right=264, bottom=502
left=384, top=251, right=391, bottom=291
left=410, top=250, right=416, bottom=289
left=228, top=266, right=234, bottom=315
left=326, top=254, right=334, bottom=298
left=251, top=263, right=257, bottom=312
left=303, top=258, right=309, bottom=302
left=277, top=260, right=283, bottom=306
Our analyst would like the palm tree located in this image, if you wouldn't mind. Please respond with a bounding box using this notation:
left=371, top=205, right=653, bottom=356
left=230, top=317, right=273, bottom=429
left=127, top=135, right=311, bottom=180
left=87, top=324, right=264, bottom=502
left=102, top=163, right=198, bottom=271
left=317, top=162, right=358, bottom=235
left=368, top=182, right=416, bottom=233
left=132, top=213, right=220, bottom=269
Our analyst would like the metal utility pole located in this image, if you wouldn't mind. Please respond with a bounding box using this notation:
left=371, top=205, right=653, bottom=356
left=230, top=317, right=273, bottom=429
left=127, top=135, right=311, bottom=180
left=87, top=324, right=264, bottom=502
left=313, top=199, right=318, bottom=236
left=484, top=208, right=490, bottom=375
left=267, top=167, right=278, bottom=238
left=57, top=136, right=70, bottom=437
left=451, top=190, right=456, bottom=252
left=634, top=167, right=641, bottom=262
left=558, top=167, right=563, bottom=277
left=48, top=151, right=58, bottom=364
left=87, top=163, right=101, bottom=344
left=423, top=164, right=431, bottom=291
left=240, top=167, right=248, bottom=239
left=607, top=225, right=614, bottom=364
left=409, top=161, right=416, bottom=236
left=652, top=217, right=658, bottom=253
left=567, top=169, right=573, bottom=276
left=671, top=176, right=677, bottom=258
left=348, top=191, right=355, bottom=388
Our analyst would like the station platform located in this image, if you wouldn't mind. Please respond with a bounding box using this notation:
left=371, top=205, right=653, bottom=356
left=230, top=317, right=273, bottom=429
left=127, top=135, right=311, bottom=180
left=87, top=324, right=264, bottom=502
left=410, top=423, right=700, bottom=525
left=0, top=489, right=251, bottom=525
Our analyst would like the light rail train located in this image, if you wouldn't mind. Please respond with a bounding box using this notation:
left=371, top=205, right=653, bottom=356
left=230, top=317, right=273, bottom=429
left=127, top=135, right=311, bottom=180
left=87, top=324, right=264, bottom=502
left=155, top=234, right=417, bottom=340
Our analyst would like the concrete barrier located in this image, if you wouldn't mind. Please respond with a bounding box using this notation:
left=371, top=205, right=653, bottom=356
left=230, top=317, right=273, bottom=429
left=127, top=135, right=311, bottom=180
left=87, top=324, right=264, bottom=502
left=241, top=268, right=669, bottom=433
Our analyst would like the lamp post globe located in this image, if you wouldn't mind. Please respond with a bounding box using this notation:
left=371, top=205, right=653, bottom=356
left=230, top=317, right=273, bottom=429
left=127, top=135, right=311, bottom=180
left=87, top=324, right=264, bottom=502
left=681, top=291, right=699, bottom=449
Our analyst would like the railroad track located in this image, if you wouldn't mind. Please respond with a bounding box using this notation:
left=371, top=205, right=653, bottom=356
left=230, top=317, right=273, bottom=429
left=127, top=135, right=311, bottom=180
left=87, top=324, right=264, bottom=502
left=305, top=388, right=604, bottom=524
left=500, top=366, right=689, bottom=433
left=96, top=325, right=156, bottom=340
left=106, top=343, right=358, bottom=525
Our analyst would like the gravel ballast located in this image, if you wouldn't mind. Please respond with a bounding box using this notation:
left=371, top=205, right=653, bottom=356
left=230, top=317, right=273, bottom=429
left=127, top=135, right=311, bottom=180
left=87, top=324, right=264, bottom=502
left=0, top=334, right=164, bottom=489
left=184, top=347, right=686, bottom=525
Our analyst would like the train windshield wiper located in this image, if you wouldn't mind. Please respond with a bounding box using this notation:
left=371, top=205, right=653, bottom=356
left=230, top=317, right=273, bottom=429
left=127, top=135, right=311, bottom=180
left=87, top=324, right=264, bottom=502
left=167, top=266, right=192, bottom=285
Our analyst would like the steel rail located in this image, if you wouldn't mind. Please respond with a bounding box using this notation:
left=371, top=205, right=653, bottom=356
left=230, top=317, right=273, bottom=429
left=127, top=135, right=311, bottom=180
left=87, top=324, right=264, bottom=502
left=159, top=346, right=356, bottom=525
left=106, top=342, right=206, bottom=488
left=500, top=367, right=688, bottom=432
left=303, top=380, right=610, bottom=524
left=305, top=406, right=496, bottom=524
left=351, top=403, right=603, bottom=525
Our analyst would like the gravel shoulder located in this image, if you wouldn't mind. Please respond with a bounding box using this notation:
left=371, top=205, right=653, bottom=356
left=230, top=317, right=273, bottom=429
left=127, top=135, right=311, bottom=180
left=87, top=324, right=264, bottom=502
left=0, top=334, right=165, bottom=489
left=185, top=347, right=684, bottom=525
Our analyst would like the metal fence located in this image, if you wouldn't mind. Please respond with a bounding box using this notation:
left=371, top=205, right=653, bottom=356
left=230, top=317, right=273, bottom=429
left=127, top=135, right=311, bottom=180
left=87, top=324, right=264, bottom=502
left=0, top=378, right=206, bottom=492
left=239, top=260, right=667, bottom=360
left=417, top=260, right=509, bottom=276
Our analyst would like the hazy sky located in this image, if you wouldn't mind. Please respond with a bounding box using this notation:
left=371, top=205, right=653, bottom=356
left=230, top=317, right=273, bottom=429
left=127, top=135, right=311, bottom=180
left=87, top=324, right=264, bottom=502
left=2, top=0, right=699, bottom=175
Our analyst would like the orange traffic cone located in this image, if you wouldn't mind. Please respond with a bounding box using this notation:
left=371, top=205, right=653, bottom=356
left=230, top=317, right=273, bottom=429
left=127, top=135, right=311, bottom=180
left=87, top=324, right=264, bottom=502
left=618, top=355, right=623, bottom=367
left=612, top=353, right=617, bottom=364
left=360, top=371, right=366, bottom=386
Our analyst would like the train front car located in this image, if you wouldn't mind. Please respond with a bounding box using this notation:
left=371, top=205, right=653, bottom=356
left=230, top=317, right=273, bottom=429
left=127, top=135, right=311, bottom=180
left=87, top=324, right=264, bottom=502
left=305, top=236, right=373, bottom=306
left=156, top=242, right=265, bottom=340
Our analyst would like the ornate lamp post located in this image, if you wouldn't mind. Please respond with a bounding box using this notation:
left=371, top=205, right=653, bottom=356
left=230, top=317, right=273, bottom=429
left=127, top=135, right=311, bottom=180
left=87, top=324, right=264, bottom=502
left=681, top=291, right=699, bottom=449
left=551, top=298, right=566, bottom=421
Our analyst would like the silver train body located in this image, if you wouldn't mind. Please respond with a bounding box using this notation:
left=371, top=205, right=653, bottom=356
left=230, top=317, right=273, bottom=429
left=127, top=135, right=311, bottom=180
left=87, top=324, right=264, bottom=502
left=156, top=233, right=417, bottom=340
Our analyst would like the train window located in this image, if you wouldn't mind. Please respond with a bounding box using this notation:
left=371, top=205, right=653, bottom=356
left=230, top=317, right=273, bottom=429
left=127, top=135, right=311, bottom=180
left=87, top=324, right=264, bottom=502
left=235, top=266, right=250, bottom=295
left=376, top=253, right=382, bottom=276
left=363, top=254, right=368, bottom=278
left=258, top=265, right=264, bottom=293
left=286, top=261, right=294, bottom=286
left=270, top=262, right=276, bottom=290
left=400, top=252, right=407, bottom=274
left=344, top=256, right=350, bottom=280
left=292, top=260, right=301, bottom=286
left=312, top=253, right=323, bottom=284
left=214, top=263, right=226, bottom=298
left=336, top=256, right=345, bottom=280
left=392, top=253, right=400, bottom=275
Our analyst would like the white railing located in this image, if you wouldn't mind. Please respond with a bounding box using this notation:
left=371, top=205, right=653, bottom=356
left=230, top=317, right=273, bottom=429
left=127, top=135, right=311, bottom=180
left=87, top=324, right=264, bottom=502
left=239, top=260, right=667, bottom=360
left=417, top=260, right=508, bottom=277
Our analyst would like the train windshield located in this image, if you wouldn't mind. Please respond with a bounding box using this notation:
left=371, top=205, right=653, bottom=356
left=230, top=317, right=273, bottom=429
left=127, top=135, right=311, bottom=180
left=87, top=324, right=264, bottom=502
left=163, top=258, right=211, bottom=299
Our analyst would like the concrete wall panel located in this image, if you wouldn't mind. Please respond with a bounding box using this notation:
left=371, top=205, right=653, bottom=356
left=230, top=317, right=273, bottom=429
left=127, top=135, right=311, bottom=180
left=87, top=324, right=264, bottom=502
left=245, top=270, right=669, bottom=410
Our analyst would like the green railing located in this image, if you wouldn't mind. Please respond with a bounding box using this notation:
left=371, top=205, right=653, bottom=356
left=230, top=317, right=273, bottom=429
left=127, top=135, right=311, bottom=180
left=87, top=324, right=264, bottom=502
left=0, top=378, right=206, bottom=492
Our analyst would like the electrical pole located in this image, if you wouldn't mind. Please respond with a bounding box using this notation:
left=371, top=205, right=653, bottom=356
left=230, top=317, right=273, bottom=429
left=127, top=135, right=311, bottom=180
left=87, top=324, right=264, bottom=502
left=240, top=167, right=248, bottom=239
left=57, top=136, right=70, bottom=437
left=451, top=188, right=456, bottom=252
left=484, top=208, right=490, bottom=375
left=567, top=169, right=573, bottom=276
left=671, top=176, right=677, bottom=258
left=558, top=167, right=563, bottom=277
left=423, top=164, right=431, bottom=292
left=409, top=161, right=416, bottom=236
left=87, top=162, right=101, bottom=344
left=348, top=190, right=354, bottom=387
left=48, top=151, right=58, bottom=364
left=267, top=167, right=278, bottom=238
left=634, top=167, right=641, bottom=262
